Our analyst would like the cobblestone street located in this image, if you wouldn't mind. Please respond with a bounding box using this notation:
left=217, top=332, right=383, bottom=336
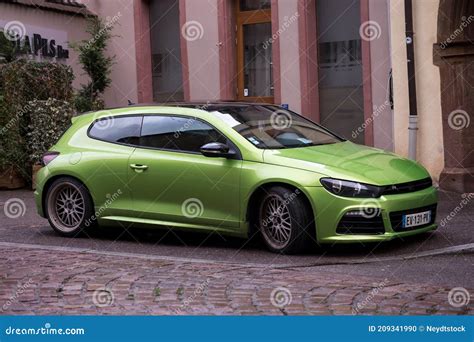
left=1, top=244, right=472, bottom=315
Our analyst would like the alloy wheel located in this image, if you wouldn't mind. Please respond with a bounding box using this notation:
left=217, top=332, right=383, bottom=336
left=47, top=183, right=86, bottom=232
left=260, top=194, right=292, bottom=249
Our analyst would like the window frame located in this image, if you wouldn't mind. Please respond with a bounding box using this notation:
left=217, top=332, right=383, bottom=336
left=87, top=114, right=144, bottom=147
left=87, top=114, right=242, bottom=160
left=236, top=3, right=273, bottom=103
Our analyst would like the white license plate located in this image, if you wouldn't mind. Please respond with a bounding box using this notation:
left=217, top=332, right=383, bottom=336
left=403, top=210, right=431, bottom=228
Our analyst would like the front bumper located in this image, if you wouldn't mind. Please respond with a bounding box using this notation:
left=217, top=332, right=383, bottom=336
left=306, top=185, right=438, bottom=243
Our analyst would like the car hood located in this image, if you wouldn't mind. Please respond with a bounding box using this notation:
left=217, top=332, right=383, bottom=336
left=263, top=141, right=430, bottom=186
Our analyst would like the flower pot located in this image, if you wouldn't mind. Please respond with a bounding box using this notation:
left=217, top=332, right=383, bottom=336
left=0, top=167, right=26, bottom=190
left=32, top=164, right=43, bottom=190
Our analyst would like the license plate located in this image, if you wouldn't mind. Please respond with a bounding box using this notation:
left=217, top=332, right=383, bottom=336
left=403, top=210, right=431, bottom=228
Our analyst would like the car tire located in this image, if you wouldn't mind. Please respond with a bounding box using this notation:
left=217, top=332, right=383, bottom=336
left=45, top=177, right=95, bottom=237
left=258, top=186, right=315, bottom=254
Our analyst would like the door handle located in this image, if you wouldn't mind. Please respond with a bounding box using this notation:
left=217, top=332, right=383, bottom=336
left=130, top=164, right=148, bottom=172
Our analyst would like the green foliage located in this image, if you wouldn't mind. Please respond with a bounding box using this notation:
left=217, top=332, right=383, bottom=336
left=2, top=59, right=74, bottom=108
left=26, top=98, right=74, bottom=164
left=0, top=60, right=74, bottom=182
left=0, top=85, right=25, bottom=179
left=72, top=16, right=115, bottom=112
left=0, top=31, right=20, bottom=64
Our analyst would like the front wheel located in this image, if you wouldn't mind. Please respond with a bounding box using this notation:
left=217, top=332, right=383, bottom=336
left=45, top=177, right=95, bottom=237
left=258, top=186, right=315, bottom=254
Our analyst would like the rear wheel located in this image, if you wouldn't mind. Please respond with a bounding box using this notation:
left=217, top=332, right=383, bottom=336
left=258, top=186, right=315, bottom=254
left=45, top=177, right=95, bottom=237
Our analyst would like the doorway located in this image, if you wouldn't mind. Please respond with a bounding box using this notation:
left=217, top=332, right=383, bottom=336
left=236, top=0, right=274, bottom=103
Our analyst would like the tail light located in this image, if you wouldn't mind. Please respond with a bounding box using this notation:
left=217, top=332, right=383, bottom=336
left=42, top=152, right=60, bottom=166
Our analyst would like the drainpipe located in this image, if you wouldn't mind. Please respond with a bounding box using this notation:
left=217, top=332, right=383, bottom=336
left=405, top=0, right=418, bottom=160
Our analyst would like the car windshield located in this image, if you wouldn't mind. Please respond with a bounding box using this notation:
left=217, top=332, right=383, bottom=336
left=209, top=105, right=343, bottom=149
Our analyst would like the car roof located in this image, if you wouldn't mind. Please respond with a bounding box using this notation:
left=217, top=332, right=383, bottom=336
left=77, top=101, right=277, bottom=116
left=151, top=101, right=275, bottom=109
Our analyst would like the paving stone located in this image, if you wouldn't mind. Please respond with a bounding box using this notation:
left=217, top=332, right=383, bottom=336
left=0, top=246, right=472, bottom=315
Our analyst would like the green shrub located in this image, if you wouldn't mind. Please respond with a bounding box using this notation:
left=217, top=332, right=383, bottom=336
left=72, top=16, right=115, bottom=112
left=0, top=31, right=21, bottom=64
left=0, top=60, right=74, bottom=182
left=2, top=59, right=74, bottom=107
left=26, top=98, right=74, bottom=164
left=0, top=89, right=25, bottom=180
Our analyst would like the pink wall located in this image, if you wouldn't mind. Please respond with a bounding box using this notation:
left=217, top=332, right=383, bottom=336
left=275, top=0, right=302, bottom=112
left=134, top=0, right=153, bottom=103
left=79, top=0, right=139, bottom=106
left=368, top=0, right=393, bottom=151
left=181, top=0, right=221, bottom=101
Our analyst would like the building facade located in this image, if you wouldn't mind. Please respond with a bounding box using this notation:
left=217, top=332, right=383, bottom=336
left=1, top=0, right=473, bottom=191
left=0, top=0, right=92, bottom=90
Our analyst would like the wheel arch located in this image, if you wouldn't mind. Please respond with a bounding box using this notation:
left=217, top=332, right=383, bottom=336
left=41, top=174, right=94, bottom=217
left=245, top=181, right=316, bottom=238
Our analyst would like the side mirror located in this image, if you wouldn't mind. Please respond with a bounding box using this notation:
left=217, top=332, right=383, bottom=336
left=200, top=142, right=235, bottom=158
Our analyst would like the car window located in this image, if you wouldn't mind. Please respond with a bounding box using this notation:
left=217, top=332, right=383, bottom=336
left=140, top=116, right=227, bottom=153
left=89, top=116, right=142, bottom=145
left=208, top=105, right=342, bottom=149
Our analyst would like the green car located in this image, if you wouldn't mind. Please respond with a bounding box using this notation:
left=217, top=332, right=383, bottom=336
left=34, top=103, right=437, bottom=254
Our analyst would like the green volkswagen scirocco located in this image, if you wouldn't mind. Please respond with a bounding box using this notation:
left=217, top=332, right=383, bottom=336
left=34, top=103, right=437, bottom=254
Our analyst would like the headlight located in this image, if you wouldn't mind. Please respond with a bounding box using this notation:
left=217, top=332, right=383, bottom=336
left=320, top=178, right=382, bottom=198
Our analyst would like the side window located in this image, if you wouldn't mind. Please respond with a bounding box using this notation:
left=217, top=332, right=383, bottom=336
left=140, top=116, right=227, bottom=153
left=89, top=116, right=142, bottom=145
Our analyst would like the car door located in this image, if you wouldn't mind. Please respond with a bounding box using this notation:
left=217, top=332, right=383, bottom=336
left=127, top=115, right=242, bottom=232
left=85, top=115, right=142, bottom=217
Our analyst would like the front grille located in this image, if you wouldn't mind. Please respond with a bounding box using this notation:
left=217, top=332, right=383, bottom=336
left=336, top=211, right=385, bottom=235
left=389, top=204, right=437, bottom=232
left=381, top=177, right=432, bottom=196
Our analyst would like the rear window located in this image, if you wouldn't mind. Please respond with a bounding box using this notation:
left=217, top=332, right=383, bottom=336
left=89, top=116, right=142, bottom=145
